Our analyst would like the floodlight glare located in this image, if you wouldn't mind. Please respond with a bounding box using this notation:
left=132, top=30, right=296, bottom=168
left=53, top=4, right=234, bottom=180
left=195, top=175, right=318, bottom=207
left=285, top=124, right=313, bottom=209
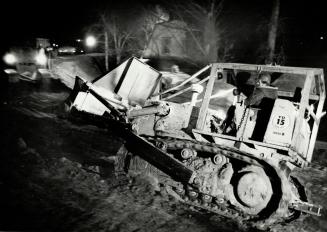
left=3, top=53, right=17, bottom=65
left=35, top=49, right=47, bottom=65
left=86, top=35, right=97, bottom=47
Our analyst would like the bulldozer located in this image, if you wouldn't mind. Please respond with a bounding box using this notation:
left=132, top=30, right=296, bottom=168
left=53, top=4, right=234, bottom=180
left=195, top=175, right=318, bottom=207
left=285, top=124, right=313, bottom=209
left=66, top=57, right=325, bottom=229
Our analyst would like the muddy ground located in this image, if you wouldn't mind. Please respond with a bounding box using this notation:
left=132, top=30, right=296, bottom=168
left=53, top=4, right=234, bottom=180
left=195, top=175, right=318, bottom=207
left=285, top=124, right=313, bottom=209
left=0, top=73, right=327, bottom=232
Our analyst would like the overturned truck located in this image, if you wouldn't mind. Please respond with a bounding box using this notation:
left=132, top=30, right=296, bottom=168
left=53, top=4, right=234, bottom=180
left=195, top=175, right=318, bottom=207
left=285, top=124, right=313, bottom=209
left=67, top=57, right=325, bottom=229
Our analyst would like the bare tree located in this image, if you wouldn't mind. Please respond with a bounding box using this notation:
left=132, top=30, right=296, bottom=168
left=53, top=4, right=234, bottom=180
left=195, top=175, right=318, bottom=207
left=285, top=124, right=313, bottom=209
left=97, top=5, right=169, bottom=64
left=101, top=13, right=136, bottom=65
left=85, top=7, right=140, bottom=66
left=172, top=0, right=226, bottom=63
left=138, top=5, right=169, bottom=55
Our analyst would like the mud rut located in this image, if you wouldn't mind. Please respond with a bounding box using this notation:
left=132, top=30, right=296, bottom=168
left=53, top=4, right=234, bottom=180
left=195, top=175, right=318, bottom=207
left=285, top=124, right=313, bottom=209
left=0, top=78, right=327, bottom=232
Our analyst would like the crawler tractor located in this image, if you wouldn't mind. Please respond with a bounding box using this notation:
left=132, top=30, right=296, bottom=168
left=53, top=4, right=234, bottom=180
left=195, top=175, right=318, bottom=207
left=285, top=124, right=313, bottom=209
left=67, top=57, right=325, bottom=229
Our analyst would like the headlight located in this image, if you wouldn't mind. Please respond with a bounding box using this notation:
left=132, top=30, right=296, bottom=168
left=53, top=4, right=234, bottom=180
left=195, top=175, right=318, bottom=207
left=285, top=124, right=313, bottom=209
left=35, top=50, right=47, bottom=65
left=3, top=53, right=17, bottom=65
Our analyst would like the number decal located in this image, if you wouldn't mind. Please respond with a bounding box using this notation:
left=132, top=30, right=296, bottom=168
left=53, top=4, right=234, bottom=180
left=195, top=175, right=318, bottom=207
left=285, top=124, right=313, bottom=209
left=276, top=116, right=285, bottom=126
left=272, top=114, right=289, bottom=129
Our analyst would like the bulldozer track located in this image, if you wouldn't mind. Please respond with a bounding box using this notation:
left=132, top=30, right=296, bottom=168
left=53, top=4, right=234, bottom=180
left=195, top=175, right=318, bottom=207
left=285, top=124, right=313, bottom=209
left=140, top=136, right=298, bottom=229
left=167, top=184, right=290, bottom=231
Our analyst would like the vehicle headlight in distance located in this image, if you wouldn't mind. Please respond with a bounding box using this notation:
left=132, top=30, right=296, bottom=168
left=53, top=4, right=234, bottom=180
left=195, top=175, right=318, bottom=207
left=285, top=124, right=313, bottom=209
left=35, top=50, right=47, bottom=65
left=3, top=53, right=17, bottom=65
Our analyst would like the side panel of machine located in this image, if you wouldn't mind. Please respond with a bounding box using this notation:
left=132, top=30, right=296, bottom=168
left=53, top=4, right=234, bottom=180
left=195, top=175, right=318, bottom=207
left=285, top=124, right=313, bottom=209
left=264, top=99, right=297, bottom=146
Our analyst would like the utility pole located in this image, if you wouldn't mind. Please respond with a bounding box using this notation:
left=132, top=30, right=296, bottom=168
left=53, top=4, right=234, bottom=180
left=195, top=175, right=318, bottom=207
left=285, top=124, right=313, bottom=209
left=104, top=30, right=109, bottom=72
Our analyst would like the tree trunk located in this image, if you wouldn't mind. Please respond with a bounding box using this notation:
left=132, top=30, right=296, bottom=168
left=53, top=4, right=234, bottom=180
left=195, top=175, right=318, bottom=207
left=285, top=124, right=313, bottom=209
left=204, top=13, right=218, bottom=62
left=266, top=0, right=280, bottom=64
left=116, top=50, right=122, bottom=65
left=104, top=31, right=109, bottom=72
left=203, top=0, right=219, bottom=63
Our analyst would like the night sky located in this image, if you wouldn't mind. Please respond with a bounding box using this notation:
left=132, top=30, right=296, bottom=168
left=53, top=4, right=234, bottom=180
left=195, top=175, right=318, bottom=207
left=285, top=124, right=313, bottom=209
left=1, top=0, right=327, bottom=62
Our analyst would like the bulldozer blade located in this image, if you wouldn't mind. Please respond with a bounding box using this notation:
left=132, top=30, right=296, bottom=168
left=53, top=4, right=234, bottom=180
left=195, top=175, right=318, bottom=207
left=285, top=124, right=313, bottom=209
left=65, top=76, right=87, bottom=106
left=123, top=131, right=195, bottom=184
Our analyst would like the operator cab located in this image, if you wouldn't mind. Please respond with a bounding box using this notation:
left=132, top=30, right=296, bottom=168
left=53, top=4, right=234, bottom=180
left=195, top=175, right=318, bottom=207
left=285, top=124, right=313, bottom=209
left=193, top=64, right=325, bottom=163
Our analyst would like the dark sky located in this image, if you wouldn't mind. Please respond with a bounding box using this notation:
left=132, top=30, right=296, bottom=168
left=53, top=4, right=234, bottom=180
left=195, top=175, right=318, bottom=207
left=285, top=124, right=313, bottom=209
left=1, top=0, right=156, bottom=43
left=1, top=0, right=327, bottom=56
left=1, top=0, right=99, bottom=44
